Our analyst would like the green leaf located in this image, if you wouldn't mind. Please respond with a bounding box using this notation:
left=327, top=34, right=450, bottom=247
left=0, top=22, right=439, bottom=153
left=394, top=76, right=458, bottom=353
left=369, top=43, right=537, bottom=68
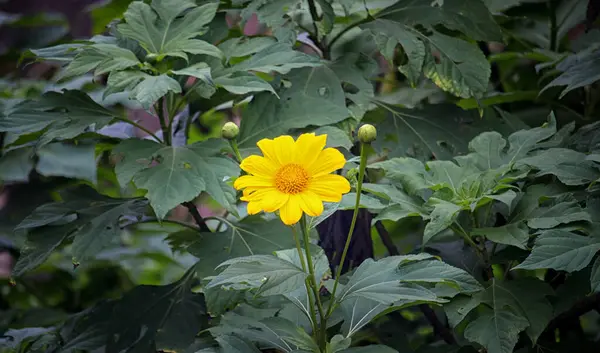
left=62, top=43, right=140, bottom=80
left=541, top=45, right=600, bottom=98
left=471, top=223, right=530, bottom=250
left=11, top=225, right=69, bottom=276
left=238, top=66, right=348, bottom=148
left=443, top=295, right=481, bottom=327
left=117, top=0, right=221, bottom=60
left=313, top=126, right=353, bottom=150
left=113, top=138, right=238, bottom=219
left=107, top=268, right=208, bottom=352
left=36, top=143, right=97, bottom=184
left=212, top=313, right=318, bottom=352
left=15, top=192, right=148, bottom=264
left=591, top=257, right=600, bottom=293
left=214, top=335, right=262, bottom=353
left=513, top=229, right=600, bottom=272
left=527, top=201, right=591, bottom=229
left=120, top=73, right=182, bottom=109
left=0, top=148, right=34, bottom=182
left=365, top=102, right=518, bottom=161
left=423, top=199, right=462, bottom=244
left=339, top=346, right=398, bottom=353
left=464, top=309, right=529, bottom=353
left=218, top=36, right=277, bottom=61
left=171, top=62, right=212, bottom=84
left=214, top=72, right=277, bottom=96
left=377, top=0, right=503, bottom=41
left=0, top=90, right=116, bottom=144
left=363, top=183, right=426, bottom=221
left=478, top=279, right=554, bottom=343
left=206, top=254, right=307, bottom=296
left=180, top=217, right=296, bottom=279
left=225, top=42, right=321, bottom=75
left=369, top=158, right=430, bottom=194
left=396, top=258, right=483, bottom=295
left=517, top=148, right=600, bottom=186
left=240, top=0, right=301, bottom=28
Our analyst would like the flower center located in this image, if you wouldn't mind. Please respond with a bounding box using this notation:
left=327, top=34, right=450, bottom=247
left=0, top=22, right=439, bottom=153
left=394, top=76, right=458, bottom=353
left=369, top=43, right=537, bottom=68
left=275, top=163, right=309, bottom=194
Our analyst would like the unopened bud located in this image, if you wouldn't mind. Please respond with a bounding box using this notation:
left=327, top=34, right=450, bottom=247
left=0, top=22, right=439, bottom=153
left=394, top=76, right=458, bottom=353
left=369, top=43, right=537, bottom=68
left=221, top=122, right=239, bottom=140
left=357, top=124, right=377, bottom=143
left=346, top=168, right=358, bottom=186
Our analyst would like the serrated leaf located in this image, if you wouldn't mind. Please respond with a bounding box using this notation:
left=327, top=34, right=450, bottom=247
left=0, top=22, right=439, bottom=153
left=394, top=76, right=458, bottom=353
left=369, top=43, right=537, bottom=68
left=179, top=218, right=296, bottom=279
left=313, top=126, right=353, bottom=150
left=443, top=295, right=481, bottom=327
left=377, top=0, right=503, bottom=41
left=206, top=254, right=307, bottom=296
left=514, top=229, right=600, bottom=272
left=11, top=225, right=70, bottom=277
left=541, top=45, right=600, bottom=98
left=36, top=143, right=97, bottom=184
left=518, top=148, right=600, bottom=185
left=238, top=66, right=348, bottom=147
left=113, top=138, right=238, bottom=219
left=464, top=310, right=529, bottom=353
left=0, top=148, right=34, bottom=182
left=171, top=62, right=212, bottom=84
left=214, top=72, right=277, bottom=96
left=15, top=192, right=148, bottom=264
left=218, top=36, right=277, bottom=61
left=0, top=90, right=116, bottom=145
left=107, top=268, right=208, bottom=352
left=339, top=346, right=398, bottom=353
left=396, top=258, right=483, bottom=295
left=61, top=43, right=140, bottom=80
left=472, top=223, right=529, bottom=250
left=225, top=42, right=321, bottom=75
left=129, top=73, right=182, bottom=109
left=527, top=201, right=591, bottom=229
left=363, top=183, right=426, bottom=218
left=423, top=199, right=462, bottom=244
left=240, top=0, right=301, bottom=28
left=214, top=335, right=262, bottom=353
left=117, top=0, right=220, bottom=60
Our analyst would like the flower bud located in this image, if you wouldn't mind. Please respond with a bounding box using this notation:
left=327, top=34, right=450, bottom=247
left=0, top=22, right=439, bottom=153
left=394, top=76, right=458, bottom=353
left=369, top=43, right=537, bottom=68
left=346, top=168, right=358, bottom=186
left=221, top=122, right=239, bottom=140
left=357, top=124, right=377, bottom=143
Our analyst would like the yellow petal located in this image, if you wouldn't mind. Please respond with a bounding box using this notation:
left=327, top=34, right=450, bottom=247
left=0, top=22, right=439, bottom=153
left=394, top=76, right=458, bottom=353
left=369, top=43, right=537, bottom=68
left=279, top=197, right=303, bottom=225
left=260, top=190, right=289, bottom=212
left=247, top=201, right=262, bottom=215
left=297, top=191, right=324, bottom=216
left=308, top=148, right=346, bottom=177
left=309, top=174, right=351, bottom=202
left=257, top=135, right=295, bottom=166
left=234, top=175, right=274, bottom=190
left=240, top=155, right=278, bottom=178
left=240, top=188, right=275, bottom=202
left=294, top=133, right=327, bottom=168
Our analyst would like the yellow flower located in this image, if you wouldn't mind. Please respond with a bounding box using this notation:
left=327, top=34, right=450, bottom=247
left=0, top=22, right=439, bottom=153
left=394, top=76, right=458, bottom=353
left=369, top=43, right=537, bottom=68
left=234, top=133, right=351, bottom=225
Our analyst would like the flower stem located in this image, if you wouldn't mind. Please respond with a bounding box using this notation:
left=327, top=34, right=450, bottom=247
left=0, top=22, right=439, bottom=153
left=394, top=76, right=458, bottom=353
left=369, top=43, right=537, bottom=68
left=292, top=226, right=320, bottom=340
left=326, top=142, right=368, bottom=316
left=300, top=216, right=327, bottom=348
left=229, top=139, right=244, bottom=163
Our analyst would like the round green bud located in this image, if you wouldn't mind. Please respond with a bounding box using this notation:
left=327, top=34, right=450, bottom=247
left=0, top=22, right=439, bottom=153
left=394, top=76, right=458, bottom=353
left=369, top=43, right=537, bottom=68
left=221, top=122, right=239, bottom=140
left=357, top=124, right=377, bottom=143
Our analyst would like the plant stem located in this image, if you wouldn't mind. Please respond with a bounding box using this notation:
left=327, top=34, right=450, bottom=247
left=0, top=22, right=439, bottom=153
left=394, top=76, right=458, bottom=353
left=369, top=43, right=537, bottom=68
left=300, top=216, right=327, bottom=348
left=326, top=142, right=368, bottom=316
left=292, top=226, right=320, bottom=341
left=548, top=0, right=558, bottom=51
left=156, top=98, right=171, bottom=146
left=182, top=201, right=211, bottom=232
left=327, top=17, right=371, bottom=51
left=113, top=117, right=162, bottom=143
left=307, top=0, right=321, bottom=38
left=229, top=139, right=244, bottom=163
left=450, top=223, right=493, bottom=280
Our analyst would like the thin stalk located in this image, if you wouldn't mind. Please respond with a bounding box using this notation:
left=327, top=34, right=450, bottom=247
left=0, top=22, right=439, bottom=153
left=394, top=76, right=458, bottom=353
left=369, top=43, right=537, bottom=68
left=327, top=17, right=371, bottom=51
left=307, top=0, right=321, bottom=38
left=300, top=216, right=327, bottom=348
left=156, top=98, right=171, bottom=146
left=113, top=117, right=162, bottom=143
left=548, top=0, right=558, bottom=51
left=229, top=139, right=244, bottom=163
left=292, top=226, right=320, bottom=340
left=451, top=223, right=493, bottom=280
left=326, top=143, right=368, bottom=316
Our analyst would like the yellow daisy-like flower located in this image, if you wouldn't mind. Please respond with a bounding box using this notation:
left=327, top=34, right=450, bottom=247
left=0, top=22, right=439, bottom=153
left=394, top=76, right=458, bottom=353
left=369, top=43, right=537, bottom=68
left=234, top=133, right=351, bottom=225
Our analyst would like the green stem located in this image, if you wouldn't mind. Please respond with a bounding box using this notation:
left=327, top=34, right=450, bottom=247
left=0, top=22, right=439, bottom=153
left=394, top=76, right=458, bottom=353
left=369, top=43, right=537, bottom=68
left=156, top=98, right=171, bottom=146
left=327, top=17, right=372, bottom=51
left=292, top=226, right=320, bottom=340
left=307, top=0, right=321, bottom=38
left=548, top=0, right=558, bottom=51
left=300, top=216, right=327, bottom=349
left=326, top=143, right=368, bottom=316
left=451, top=223, right=493, bottom=280
left=114, top=117, right=162, bottom=143
left=229, top=139, right=244, bottom=163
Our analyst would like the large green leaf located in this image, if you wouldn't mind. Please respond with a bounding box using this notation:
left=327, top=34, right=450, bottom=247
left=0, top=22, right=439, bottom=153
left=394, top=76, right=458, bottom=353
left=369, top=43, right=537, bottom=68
left=61, top=43, right=140, bottom=80
left=214, top=72, right=277, bottom=96
left=238, top=66, right=349, bottom=148
left=177, top=217, right=296, bottom=279
left=113, top=138, right=238, bottom=219
left=224, top=42, right=321, bottom=75
left=117, top=0, right=221, bottom=60
left=513, top=229, right=600, bottom=272
left=423, top=198, right=462, bottom=244
left=107, top=268, right=209, bottom=352
left=464, top=310, right=529, bottom=353
left=517, top=148, right=600, bottom=186
left=14, top=191, right=148, bottom=266
left=541, top=45, right=600, bottom=98
left=105, top=71, right=182, bottom=109
left=363, top=183, right=426, bottom=222
left=0, top=90, right=117, bottom=145
left=471, top=222, right=530, bottom=250
left=365, top=102, right=519, bottom=161
left=339, top=346, right=398, bottom=353
left=526, top=201, right=591, bottom=229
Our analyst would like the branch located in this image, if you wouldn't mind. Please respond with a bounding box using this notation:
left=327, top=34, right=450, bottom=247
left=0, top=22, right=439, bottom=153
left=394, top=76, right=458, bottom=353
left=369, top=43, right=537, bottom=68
left=419, top=304, right=456, bottom=345
left=182, top=201, right=211, bottom=232
left=374, top=221, right=399, bottom=255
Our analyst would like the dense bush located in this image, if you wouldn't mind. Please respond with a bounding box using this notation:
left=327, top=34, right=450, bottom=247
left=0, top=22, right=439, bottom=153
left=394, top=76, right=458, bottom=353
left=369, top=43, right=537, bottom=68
left=1, top=0, right=600, bottom=352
